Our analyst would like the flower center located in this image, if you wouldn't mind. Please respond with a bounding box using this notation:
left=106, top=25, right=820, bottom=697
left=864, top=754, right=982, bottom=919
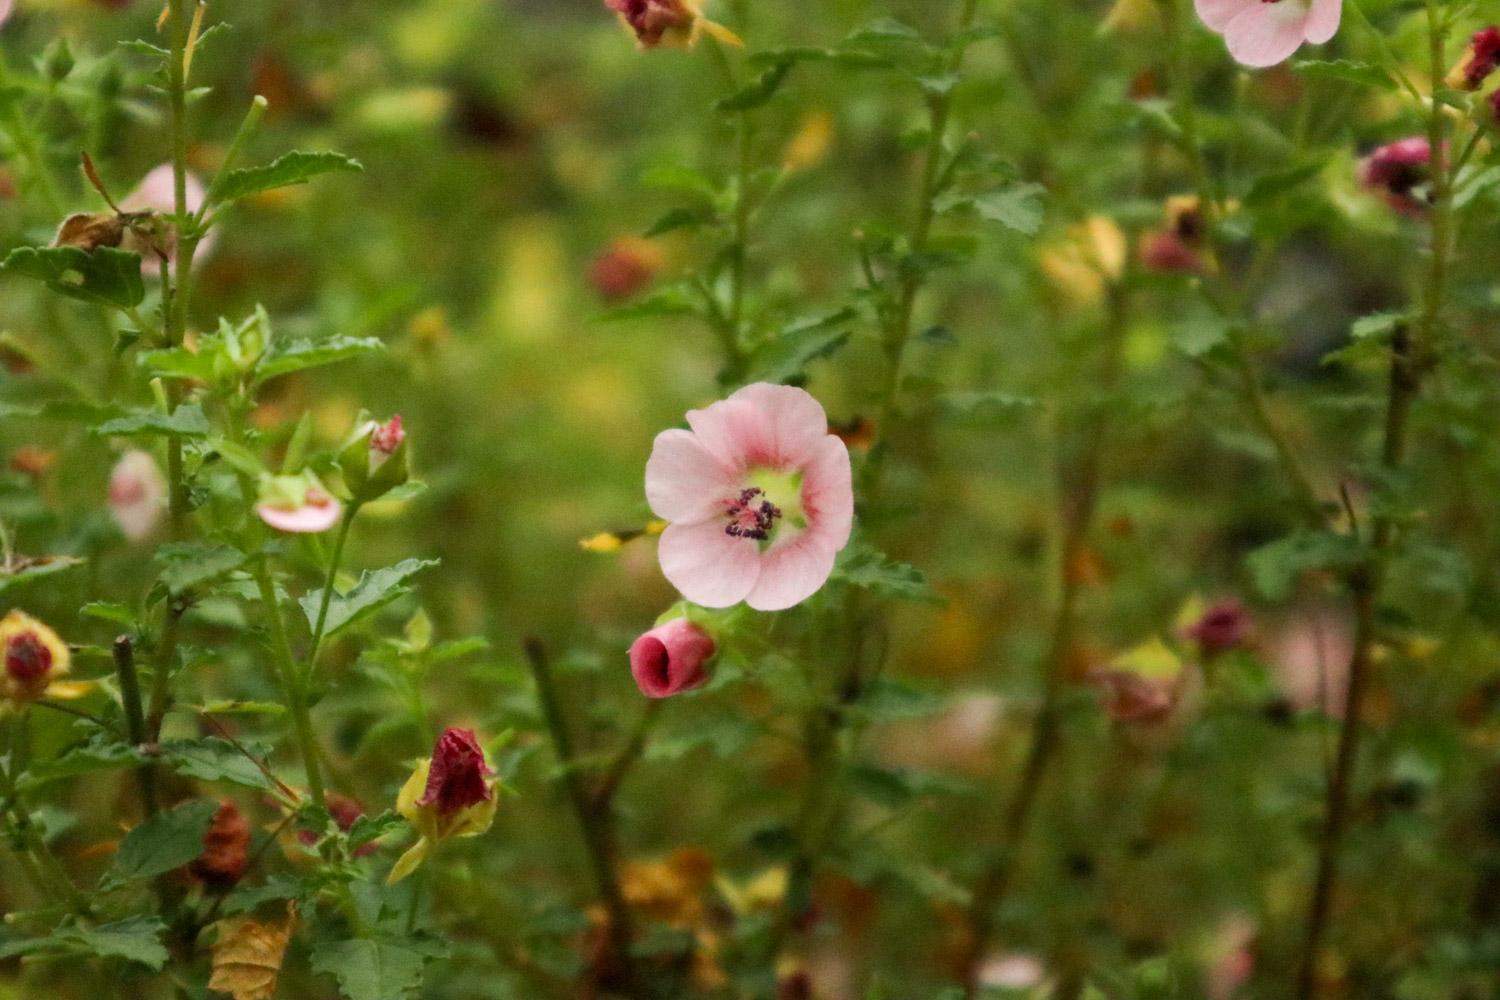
left=5, top=633, right=51, bottom=683
left=722, top=487, right=781, bottom=541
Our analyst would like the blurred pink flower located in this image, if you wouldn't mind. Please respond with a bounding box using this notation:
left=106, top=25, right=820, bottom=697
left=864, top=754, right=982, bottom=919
left=0, top=0, right=12, bottom=26
left=1206, top=916, right=1256, bottom=1000
left=630, top=618, right=715, bottom=698
left=1194, top=0, right=1340, bottom=67
left=1359, top=137, right=1442, bottom=215
left=1183, top=598, right=1250, bottom=654
left=108, top=449, right=167, bottom=542
left=1267, top=605, right=1353, bottom=716
left=255, top=473, right=343, bottom=533
left=645, top=383, right=853, bottom=611
left=121, top=163, right=214, bottom=269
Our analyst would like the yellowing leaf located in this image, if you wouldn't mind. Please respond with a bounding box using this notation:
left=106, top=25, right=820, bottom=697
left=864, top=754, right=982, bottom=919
left=1110, top=637, right=1184, bottom=681
left=208, top=904, right=296, bottom=1000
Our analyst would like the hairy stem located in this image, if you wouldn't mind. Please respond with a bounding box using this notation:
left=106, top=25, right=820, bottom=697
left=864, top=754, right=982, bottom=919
left=305, top=501, right=359, bottom=683
left=112, top=635, right=158, bottom=818
left=523, top=638, right=643, bottom=1000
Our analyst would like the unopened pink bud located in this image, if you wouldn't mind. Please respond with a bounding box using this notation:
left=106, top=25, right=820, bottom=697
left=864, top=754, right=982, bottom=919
left=371, top=415, right=405, bottom=455
left=629, top=618, right=715, bottom=698
left=418, top=728, right=495, bottom=818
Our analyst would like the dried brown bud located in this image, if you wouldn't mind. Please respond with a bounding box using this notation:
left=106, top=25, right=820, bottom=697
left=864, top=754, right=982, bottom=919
left=52, top=212, right=125, bottom=251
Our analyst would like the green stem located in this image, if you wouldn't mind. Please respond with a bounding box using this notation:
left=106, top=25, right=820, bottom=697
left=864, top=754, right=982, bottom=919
left=200, top=95, right=268, bottom=219
left=251, top=558, right=326, bottom=809
left=2, top=716, right=89, bottom=914
left=522, top=639, right=644, bottom=1000
left=305, top=501, right=359, bottom=683
left=1292, top=4, right=1452, bottom=992
left=112, top=635, right=158, bottom=818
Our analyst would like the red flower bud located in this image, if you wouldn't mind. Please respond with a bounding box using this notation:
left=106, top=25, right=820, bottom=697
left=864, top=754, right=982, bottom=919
left=370, top=415, right=405, bottom=456
left=0, top=610, right=70, bottom=703
left=1447, top=26, right=1500, bottom=90
left=1183, top=598, right=1250, bottom=654
left=1359, top=137, right=1444, bottom=215
left=418, top=728, right=495, bottom=818
left=629, top=618, right=716, bottom=698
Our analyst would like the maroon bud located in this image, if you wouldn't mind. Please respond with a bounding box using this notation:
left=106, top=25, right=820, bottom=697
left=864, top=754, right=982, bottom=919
left=418, top=728, right=495, bottom=818
left=1447, top=26, right=1500, bottom=90
left=1184, top=599, right=1250, bottom=654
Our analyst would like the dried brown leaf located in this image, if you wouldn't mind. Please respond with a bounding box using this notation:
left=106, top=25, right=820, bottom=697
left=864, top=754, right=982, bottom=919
left=207, top=902, right=296, bottom=1000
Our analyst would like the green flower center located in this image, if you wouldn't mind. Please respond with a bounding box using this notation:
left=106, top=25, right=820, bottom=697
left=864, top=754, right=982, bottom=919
left=723, top=469, right=806, bottom=549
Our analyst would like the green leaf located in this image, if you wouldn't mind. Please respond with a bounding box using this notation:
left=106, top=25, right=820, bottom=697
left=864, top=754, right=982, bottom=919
left=645, top=714, right=760, bottom=760
left=854, top=677, right=944, bottom=721
left=256, top=336, right=383, bottom=382
left=0, top=400, right=125, bottom=424
left=22, top=739, right=146, bottom=788
left=970, top=183, right=1046, bottom=234
left=643, top=205, right=717, bottom=238
left=1351, top=311, right=1405, bottom=341
left=214, top=150, right=363, bottom=205
left=155, top=543, right=247, bottom=594
left=716, top=59, right=795, bottom=112
left=162, top=737, right=276, bottom=790
left=848, top=764, right=973, bottom=808
left=1293, top=58, right=1396, bottom=90
left=0, top=555, right=85, bottom=595
left=747, top=309, right=857, bottom=383
left=1, top=246, right=145, bottom=309
left=80, top=601, right=136, bottom=628
left=1247, top=530, right=1363, bottom=601
left=137, top=345, right=218, bottom=381
left=832, top=544, right=939, bottom=602
left=1244, top=157, right=1329, bottom=206
left=0, top=916, right=168, bottom=969
left=106, top=799, right=220, bottom=885
left=938, top=391, right=1039, bottom=420
left=70, top=917, right=170, bottom=969
left=299, top=558, right=440, bottom=638
left=311, top=939, right=428, bottom=1000
left=94, top=404, right=211, bottom=439
left=845, top=17, right=925, bottom=45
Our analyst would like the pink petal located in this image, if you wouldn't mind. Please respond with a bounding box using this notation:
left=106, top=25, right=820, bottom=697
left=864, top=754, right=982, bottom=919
left=1303, top=0, right=1341, bottom=44
left=685, top=397, right=773, bottom=469
left=657, top=518, right=761, bottom=607
left=799, top=435, right=854, bottom=551
left=629, top=618, right=715, bottom=698
left=0, top=0, right=12, bottom=26
left=727, top=383, right=832, bottom=468
left=745, top=534, right=839, bottom=612
left=256, top=499, right=344, bottom=533
left=645, top=428, right=737, bottom=524
left=1195, top=0, right=1254, bottom=32
left=1224, top=2, right=1311, bottom=67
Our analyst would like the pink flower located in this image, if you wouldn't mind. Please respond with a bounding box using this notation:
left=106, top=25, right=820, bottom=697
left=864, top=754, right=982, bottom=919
left=1359, top=137, right=1441, bottom=215
left=108, top=449, right=168, bottom=542
left=630, top=618, right=716, bottom=698
left=645, top=383, right=853, bottom=611
left=1194, top=0, right=1341, bottom=67
left=120, top=163, right=213, bottom=269
left=0, top=0, right=12, bottom=26
left=255, top=473, right=343, bottom=533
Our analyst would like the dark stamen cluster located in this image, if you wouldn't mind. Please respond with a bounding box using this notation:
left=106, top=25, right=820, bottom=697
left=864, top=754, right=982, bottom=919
left=723, top=487, right=782, bottom=541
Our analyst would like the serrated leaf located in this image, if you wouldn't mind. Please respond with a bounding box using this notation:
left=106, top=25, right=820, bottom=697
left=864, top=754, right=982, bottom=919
left=1, top=916, right=170, bottom=968
left=299, top=558, right=440, bottom=638
left=970, top=183, right=1046, bottom=234
left=832, top=544, right=939, bottom=602
left=746, top=309, right=857, bottom=383
left=255, top=336, right=383, bottom=382
left=22, top=739, right=146, bottom=787
left=107, top=799, right=221, bottom=885
left=162, top=737, right=276, bottom=790
left=310, top=939, right=428, bottom=1000
left=155, top=543, right=247, bottom=594
left=1294, top=58, right=1396, bottom=90
left=1, top=246, right=145, bottom=309
left=1247, top=530, right=1363, bottom=600
left=94, top=405, right=211, bottom=439
left=215, top=150, right=363, bottom=205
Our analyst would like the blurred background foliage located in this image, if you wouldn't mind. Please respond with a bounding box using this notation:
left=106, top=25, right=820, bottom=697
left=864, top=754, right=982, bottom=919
left=4, top=0, right=1500, bottom=996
